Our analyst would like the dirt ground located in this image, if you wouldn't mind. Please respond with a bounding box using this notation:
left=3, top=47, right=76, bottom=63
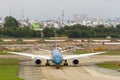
left=0, top=42, right=120, bottom=80
left=16, top=50, right=120, bottom=80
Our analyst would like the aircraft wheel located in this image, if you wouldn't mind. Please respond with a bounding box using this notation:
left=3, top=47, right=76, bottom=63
left=66, top=63, right=68, bottom=66
left=46, top=63, right=50, bottom=66
left=36, top=65, right=40, bottom=67
left=56, top=66, right=59, bottom=69
left=64, top=63, right=68, bottom=66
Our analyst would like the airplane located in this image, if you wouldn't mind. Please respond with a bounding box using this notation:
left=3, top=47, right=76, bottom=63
left=9, top=47, right=105, bottom=69
left=9, top=30, right=105, bottom=69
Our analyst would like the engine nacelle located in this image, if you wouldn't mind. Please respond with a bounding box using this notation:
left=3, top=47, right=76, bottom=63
left=35, top=59, right=41, bottom=65
left=73, top=59, right=79, bottom=65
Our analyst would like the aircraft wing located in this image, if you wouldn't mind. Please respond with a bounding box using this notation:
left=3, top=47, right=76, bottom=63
left=61, top=47, right=85, bottom=53
left=63, top=52, right=106, bottom=60
left=9, top=52, right=51, bottom=60
left=39, top=48, right=52, bottom=53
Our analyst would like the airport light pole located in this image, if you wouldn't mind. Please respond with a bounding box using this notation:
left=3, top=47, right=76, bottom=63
left=88, top=39, right=94, bottom=52
left=40, top=30, right=44, bottom=42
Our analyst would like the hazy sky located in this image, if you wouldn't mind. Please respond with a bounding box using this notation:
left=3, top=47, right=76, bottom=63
left=0, top=0, right=120, bottom=20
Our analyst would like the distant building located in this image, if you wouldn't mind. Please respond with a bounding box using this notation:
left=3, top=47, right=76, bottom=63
left=0, top=17, right=3, bottom=28
left=73, top=14, right=120, bottom=27
left=41, top=20, right=59, bottom=29
left=0, top=22, right=3, bottom=28
left=19, top=21, right=30, bottom=28
left=29, top=19, right=42, bottom=30
left=0, top=17, right=2, bottom=21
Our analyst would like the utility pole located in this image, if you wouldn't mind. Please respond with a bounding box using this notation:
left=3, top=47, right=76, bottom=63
left=9, top=6, right=12, bottom=16
left=21, top=9, right=24, bottom=21
left=61, top=11, right=64, bottom=27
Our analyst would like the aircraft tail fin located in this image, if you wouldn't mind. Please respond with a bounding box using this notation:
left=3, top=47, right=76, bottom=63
left=54, top=29, right=57, bottom=49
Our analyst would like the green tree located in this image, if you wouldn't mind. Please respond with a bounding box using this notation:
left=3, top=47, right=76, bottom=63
left=2, top=27, right=14, bottom=37
left=93, top=25, right=106, bottom=38
left=4, top=16, right=19, bottom=28
left=68, top=29, right=81, bottom=38
left=116, top=24, right=120, bottom=31
left=43, top=28, right=55, bottom=37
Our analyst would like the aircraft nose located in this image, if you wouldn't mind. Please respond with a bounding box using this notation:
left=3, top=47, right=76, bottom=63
left=55, top=60, right=61, bottom=64
left=54, top=58, right=62, bottom=64
left=56, top=60, right=60, bottom=63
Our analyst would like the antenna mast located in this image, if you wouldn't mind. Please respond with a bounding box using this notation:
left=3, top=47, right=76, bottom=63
left=22, top=9, right=24, bottom=21
left=9, top=6, right=12, bottom=16
left=61, top=11, right=64, bottom=27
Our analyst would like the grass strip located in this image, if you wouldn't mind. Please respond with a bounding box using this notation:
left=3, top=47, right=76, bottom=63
left=96, top=62, right=120, bottom=72
left=0, top=59, right=23, bottom=80
left=102, top=50, right=120, bottom=55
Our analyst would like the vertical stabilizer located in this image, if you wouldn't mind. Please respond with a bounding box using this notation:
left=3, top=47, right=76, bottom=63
left=54, top=30, right=57, bottom=49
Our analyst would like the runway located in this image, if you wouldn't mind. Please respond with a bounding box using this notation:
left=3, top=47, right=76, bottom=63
left=17, top=50, right=120, bottom=80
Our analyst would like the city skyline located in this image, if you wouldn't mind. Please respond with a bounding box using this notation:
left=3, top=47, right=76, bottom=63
left=0, top=0, right=120, bottom=20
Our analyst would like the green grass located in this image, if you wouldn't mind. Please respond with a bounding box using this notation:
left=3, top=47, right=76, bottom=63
left=74, top=50, right=120, bottom=55
left=102, top=50, right=120, bottom=55
left=0, top=59, right=23, bottom=80
left=74, top=51, right=87, bottom=54
left=96, top=62, right=120, bottom=72
left=0, top=41, right=28, bottom=44
left=0, top=50, right=21, bottom=55
left=0, top=51, right=10, bottom=55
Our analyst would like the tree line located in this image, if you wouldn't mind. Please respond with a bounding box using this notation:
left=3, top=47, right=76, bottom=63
left=57, top=24, right=120, bottom=38
left=0, top=16, right=120, bottom=38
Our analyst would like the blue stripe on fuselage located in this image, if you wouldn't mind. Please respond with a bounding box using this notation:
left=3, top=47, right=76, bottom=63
left=52, top=49, right=63, bottom=65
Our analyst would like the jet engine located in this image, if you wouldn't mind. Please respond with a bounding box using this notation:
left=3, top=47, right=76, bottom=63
left=35, top=59, right=41, bottom=65
left=73, top=59, right=79, bottom=65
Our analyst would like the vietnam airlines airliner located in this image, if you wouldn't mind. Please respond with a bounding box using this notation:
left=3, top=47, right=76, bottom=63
left=10, top=47, right=105, bottom=69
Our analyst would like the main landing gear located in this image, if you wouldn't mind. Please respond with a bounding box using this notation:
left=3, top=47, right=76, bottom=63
left=56, top=66, right=59, bottom=69
left=46, top=60, right=50, bottom=66
left=64, top=60, right=68, bottom=66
